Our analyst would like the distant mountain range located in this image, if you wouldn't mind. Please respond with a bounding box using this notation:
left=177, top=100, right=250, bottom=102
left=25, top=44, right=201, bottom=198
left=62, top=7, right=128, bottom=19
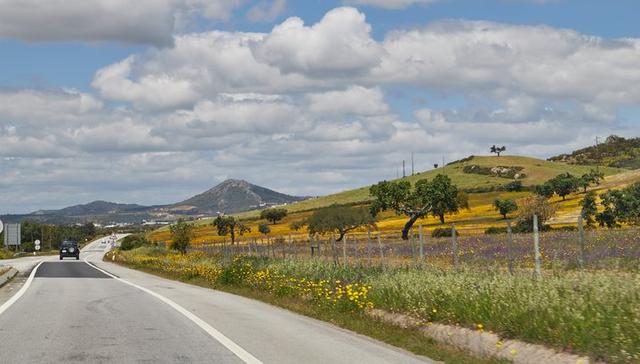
left=1, top=179, right=305, bottom=225
left=549, top=135, right=640, bottom=169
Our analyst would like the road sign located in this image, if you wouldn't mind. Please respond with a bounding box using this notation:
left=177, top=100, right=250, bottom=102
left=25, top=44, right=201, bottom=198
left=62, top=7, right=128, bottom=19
left=3, top=223, right=21, bottom=247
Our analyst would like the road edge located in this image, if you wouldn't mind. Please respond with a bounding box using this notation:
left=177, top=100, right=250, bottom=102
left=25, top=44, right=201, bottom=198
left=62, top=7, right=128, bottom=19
left=0, top=261, right=43, bottom=317
left=0, top=268, right=18, bottom=289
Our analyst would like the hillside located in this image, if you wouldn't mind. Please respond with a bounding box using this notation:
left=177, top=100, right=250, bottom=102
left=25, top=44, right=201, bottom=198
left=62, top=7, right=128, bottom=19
left=236, top=155, right=622, bottom=217
left=549, top=135, right=640, bottom=169
left=148, top=156, right=638, bottom=243
left=169, top=179, right=305, bottom=214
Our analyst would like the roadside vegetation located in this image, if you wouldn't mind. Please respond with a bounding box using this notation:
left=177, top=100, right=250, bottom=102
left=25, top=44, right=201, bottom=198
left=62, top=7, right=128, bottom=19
left=136, top=153, right=640, bottom=363
left=108, top=247, right=638, bottom=363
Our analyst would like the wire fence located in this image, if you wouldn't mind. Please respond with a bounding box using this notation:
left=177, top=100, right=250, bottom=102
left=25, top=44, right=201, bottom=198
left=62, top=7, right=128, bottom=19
left=180, top=219, right=640, bottom=272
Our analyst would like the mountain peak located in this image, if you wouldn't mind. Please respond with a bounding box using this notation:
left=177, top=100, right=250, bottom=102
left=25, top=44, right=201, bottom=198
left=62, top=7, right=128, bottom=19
left=172, top=179, right=305, bottom=214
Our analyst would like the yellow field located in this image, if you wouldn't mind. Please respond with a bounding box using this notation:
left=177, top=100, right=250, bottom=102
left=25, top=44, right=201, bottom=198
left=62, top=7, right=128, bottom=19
left=147, top=158, right=638, bottom=244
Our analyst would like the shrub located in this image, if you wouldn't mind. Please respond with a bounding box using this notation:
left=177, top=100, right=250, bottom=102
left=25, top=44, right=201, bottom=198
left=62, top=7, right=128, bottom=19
left=484, top=226, right=508, bottom=235
left=431, top=227, right=457, bottom=238
left=120, top=234, right=149, bottom=251
left=504, top=180, right=523, bottom=192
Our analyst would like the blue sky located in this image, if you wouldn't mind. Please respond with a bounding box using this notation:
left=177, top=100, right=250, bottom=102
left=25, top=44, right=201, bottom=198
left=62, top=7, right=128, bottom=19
left=0, top=0, right=639, bottom=213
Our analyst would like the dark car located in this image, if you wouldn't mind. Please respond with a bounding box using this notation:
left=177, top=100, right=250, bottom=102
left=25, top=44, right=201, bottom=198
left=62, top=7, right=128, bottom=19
left=59, top=241, right=80, bottom=260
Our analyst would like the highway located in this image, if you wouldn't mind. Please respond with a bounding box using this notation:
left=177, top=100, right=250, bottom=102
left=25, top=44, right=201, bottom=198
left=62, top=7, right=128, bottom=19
left=0, top=237, right=435, bottom=364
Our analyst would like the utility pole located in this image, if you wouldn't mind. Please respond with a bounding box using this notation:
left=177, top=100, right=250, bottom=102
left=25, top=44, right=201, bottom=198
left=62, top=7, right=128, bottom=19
left=402, top=160, right=406, bottom=178
left=411, top=153, right=415, bottom=176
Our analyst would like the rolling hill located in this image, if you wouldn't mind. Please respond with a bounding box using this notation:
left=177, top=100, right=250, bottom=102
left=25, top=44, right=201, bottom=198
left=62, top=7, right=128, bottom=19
left=549, top=135, right=640, bottom=169
left=232, top=155, right=623, bottom=219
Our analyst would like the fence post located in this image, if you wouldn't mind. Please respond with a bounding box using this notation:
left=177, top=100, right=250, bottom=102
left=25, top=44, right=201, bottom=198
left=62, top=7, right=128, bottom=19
left=506, top=222, right=514, bottom=275
left=410, top=228, right=416, bottom=262
left=367, top=228, right=372, bottom=267
left=342, top=235, right=347, bottom=267
left=418, top=224, right=425, bottom=265
left=533, top=214, right=542, bottom=278
left=353, top=235, right=359, bottom=263
left=577, top=214, right=585, bottom=269
left=377, top=234, right=385, bottom=268
left=331, top=236, right=338, bottom=265
left=451, top=224, right=459, bottom=269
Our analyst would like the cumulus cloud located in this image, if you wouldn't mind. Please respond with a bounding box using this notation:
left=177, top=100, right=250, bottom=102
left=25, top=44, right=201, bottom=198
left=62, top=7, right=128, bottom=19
left=251, top=7, right=384, bottom=77
left=0, top=0, right=245, bottom=46
left=375, top=20, right=640, bottom=105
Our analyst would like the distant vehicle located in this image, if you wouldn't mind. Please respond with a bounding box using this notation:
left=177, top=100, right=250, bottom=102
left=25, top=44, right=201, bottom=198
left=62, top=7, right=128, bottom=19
left=59, top=241, right=79, bottom=260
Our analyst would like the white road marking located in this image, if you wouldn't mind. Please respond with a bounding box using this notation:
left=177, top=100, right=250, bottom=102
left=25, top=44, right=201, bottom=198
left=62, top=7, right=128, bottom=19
left=0, top=260, right=43, bottom=317
left=84, top=258, right=263, bottom=364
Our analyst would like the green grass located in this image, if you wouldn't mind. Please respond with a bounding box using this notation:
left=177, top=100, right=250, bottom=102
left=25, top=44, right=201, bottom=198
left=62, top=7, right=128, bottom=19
left=111, top=248, right=638, bottom=363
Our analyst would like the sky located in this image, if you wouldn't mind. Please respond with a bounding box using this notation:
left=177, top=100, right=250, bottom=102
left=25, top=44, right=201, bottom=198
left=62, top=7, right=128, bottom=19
left=0, top=0, right=639, bottom=214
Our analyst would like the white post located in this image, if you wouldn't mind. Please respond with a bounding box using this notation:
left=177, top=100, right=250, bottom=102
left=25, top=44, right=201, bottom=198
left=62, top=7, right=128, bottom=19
left=533, top=214, right=541, bottom=278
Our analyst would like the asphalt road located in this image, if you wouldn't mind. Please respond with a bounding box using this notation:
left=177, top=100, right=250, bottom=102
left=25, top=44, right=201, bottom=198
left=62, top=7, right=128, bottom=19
left=0, top=237, right=435, bottom=364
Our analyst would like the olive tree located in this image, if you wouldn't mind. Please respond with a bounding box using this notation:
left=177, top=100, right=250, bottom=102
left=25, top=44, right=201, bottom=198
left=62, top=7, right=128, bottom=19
left=212, top=215, right=250, bottom=245
left=260, top=208, right=288, bottom=224
left=370, top=174, right=466, bottom=240
left=494, top=199, right=518, bottom=219
left=307, top=204, right=375, bottom=242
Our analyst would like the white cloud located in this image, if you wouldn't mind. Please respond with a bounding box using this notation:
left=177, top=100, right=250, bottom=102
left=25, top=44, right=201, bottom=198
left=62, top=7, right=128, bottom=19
left=375, top=20, right=640, bottom=105
left=0, top=0, right=246, bottom=46
left=306, top=86, right=389, bottom=116
left=251, top=7, right=384, bottom=77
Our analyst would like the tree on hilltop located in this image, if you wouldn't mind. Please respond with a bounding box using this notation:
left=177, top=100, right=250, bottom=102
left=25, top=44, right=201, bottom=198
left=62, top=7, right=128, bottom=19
left=490, top=145, right=506, bottom=157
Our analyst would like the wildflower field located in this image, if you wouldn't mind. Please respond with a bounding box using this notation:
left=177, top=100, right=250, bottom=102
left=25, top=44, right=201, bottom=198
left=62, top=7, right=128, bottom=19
left=109, top=246, right=640, bottom=363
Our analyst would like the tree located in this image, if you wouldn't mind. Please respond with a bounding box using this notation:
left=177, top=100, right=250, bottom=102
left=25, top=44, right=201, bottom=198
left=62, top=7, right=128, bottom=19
left=514, top=196, right=558, bottom=232
left=429, top=175, right=468, bottom=224
left=258, top=223, right=271, bottom=236
left=581, top=191, right=597, bottom=227
left=494, top=199, right=518, bottom=219
left=370, top=174, right=466, bottom=239
left=549, top=173, right=580, bottom=200
left=260, top=208, right=288, bottom=224
left=579, top=169, right=605, bottom=192
left=534, top=183, right=555, bottom=199
left=289, top=220, right=306, bottom=231
left=597, top=183, right=640, bottom=227
left=212, top=216, right=250, bottom=245
left=169, top=219, right=193, bottom=254
left=490, top=145, right=506, bottom=157
left=307, top=204, right=375, bottom=242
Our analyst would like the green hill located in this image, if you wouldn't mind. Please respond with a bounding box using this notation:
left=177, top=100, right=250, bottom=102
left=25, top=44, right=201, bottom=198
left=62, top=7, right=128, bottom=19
left=549, top=135, right=640, bottom=169
left=232, top=155, right=622, bottom=219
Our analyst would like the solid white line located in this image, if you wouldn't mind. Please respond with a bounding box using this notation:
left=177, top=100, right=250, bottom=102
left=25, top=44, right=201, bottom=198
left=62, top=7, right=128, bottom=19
left=0, top=260, right=43, bottom=317
left=84, top=258, right=263, bottom=364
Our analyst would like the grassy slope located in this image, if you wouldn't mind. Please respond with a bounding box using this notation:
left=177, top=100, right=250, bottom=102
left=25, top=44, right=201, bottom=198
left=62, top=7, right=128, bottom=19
left=149, top=155, right=631, bottom=242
